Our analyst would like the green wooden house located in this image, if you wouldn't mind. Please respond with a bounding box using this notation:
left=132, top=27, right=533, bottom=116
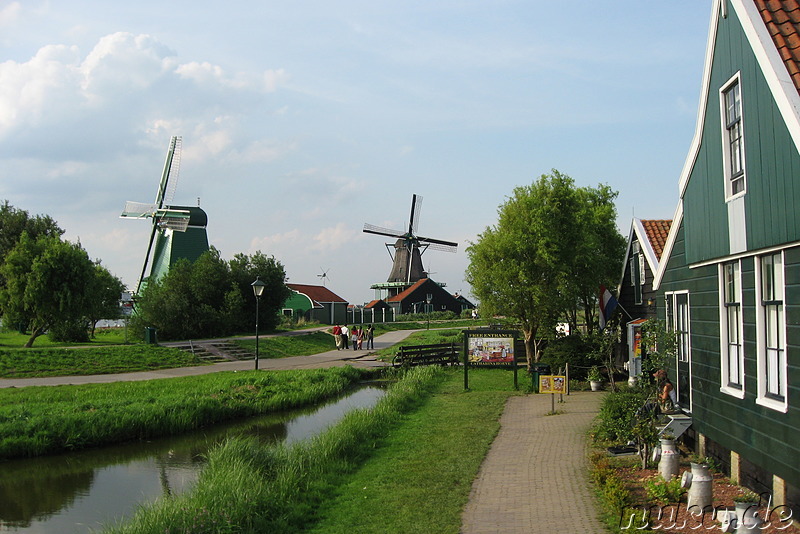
left=283, top=283, right=348, bottom=325
left=654, top=0, right=800, bottom=508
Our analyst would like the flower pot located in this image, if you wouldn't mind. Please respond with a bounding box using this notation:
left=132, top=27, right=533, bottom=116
left=589, top=380, right=603, bottom=391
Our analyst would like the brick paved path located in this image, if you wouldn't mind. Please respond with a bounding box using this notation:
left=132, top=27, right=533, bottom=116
left=461, top=391, right=607, bottom=534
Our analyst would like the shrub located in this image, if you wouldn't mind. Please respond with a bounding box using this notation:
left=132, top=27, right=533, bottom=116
left=540, top=334, right=602, bottom=380
left=644, top=475, right=685, bottom=504
left=593, top=386, right=651, bottom=444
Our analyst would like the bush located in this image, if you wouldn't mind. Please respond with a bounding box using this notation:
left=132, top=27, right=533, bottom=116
left=593, top=386, right=651, bottom=444
left=644, top=475, right=685, bottom=504
left=540, top=334, right=602, bottom=380
left=47, top=320, right=90, bottom=343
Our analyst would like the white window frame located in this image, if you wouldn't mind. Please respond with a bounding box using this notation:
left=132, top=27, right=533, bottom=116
left=665, top=290, right=692, bottom=410
left=755, top=251, right=788, bottom=413
left=720, top=73, right=746, bottom=200
left=719, top=261, right=745, bottom=398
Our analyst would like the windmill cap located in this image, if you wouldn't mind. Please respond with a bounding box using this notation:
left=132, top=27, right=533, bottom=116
left=166, top=205, right=207, bottom=227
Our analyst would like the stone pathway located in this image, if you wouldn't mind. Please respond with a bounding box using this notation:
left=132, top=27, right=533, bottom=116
left=461, top=391, right=607, bottom=534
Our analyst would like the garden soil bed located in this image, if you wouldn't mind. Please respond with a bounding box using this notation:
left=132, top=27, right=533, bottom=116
left=616, top=463, right=798, bottom=533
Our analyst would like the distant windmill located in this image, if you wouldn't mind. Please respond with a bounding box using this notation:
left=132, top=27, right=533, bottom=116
left=120, top=136, right=208, bottom=293
left=317, top=268, right=332, bottom=286
left=363, top=194, right=457, bottom=286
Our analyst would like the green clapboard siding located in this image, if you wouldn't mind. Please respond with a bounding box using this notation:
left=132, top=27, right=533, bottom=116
left=683, top=3, right=800, bottom=264
left=661, top=226, right=800, bottom=485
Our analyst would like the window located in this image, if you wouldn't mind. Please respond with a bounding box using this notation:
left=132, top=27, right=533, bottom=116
left=721, top=75, right=745, bottom=197
left=666, top=291, right=690, bottom=363
left=720, top=261, right=744, bottom=395
left=756, top=252, right=788, bottom=412
left=631, top=243, right=645, bottom=305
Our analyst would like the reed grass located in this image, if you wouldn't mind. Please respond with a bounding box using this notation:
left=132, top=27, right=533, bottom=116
left=0, top=366, right=364, bottom=460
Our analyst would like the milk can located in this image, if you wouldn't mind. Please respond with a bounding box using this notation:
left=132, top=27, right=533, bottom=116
left=681, top=462, right=713, bottom=511
left=657, top=439, right=680, bottom=480
left=733, top=501, right=763, bottom=533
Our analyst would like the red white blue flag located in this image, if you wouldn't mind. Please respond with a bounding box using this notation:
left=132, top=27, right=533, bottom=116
left=598, top=285, right=618, bottom=330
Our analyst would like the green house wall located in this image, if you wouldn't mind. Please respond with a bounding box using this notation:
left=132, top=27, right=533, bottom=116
left=683, top=4, right=800, bottom=264
left=660, top=223, right=800, bottom=486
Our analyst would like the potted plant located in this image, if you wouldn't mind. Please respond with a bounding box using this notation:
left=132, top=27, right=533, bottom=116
left=588, top=366, right=603, bottom=391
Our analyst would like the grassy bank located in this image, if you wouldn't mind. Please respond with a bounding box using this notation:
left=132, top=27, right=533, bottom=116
left=0, top=366, right=363, bottom=460
left=0, top=345, right=204, bottom=378
left=105, top=368, right=520, bottom=533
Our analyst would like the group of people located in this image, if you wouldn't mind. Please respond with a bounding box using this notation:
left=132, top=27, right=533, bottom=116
left=331, top=324, right=374, bottom=351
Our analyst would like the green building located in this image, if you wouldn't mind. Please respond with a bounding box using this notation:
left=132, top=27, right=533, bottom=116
left=655, top=0, right=799, bottom=508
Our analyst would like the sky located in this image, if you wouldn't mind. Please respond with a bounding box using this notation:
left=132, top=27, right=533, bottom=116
left=0, top=1, right=714, bottom=306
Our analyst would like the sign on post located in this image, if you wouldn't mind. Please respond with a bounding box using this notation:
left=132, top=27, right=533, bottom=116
left=462, top=329, right=520, bottom=390
left=539, top=375, right=566, bottom=414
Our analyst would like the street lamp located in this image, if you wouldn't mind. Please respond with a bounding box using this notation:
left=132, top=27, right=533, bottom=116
left=426, top=293, right=433, bottom=330
left=251, top=277, right=267, bottom=370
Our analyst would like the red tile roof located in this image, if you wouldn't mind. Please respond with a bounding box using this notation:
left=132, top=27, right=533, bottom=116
left=640, top=220, right=672, bottom=260
left=755, top=0, right=800, bottom=92
left=287, top=283, right=347, bottom=303
left=386, top=278, right=428, bottom=302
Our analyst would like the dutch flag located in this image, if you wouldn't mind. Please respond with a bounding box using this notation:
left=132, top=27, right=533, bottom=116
left=598, top=285, right=618, bottom=330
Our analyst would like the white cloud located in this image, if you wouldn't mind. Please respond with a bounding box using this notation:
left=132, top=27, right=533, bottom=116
left=0, top=2, right=21, bottom=26
left=312, top=223, right=356, bottom=251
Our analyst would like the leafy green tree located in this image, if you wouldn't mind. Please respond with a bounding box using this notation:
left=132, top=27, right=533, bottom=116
left=85, top=263, right=126, bottom=338
left=0, top=201, right=64, bottom=291
left=131, top=248, right=289, bottom=340
left=229, top=251, right=291, bottom=332
left=0, top=234, right=100, bottom=347
left=465, top=170, right=624, bottom=368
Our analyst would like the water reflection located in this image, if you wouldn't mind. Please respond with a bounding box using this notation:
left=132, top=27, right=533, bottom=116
left=0, top=385, right=386, bottom=533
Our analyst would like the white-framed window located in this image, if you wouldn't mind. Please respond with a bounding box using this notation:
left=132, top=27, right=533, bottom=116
left=756, top=252, right=788, bottom=412
left=631, top=243, right=645, bottom=305
left=720, top=73, right=746, bottom=198
left=666, top=291, right=691, bottom=363
left=719, top=261, right=744, bottom=397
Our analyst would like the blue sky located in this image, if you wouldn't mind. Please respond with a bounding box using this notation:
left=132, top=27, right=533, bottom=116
left=0, top=1, right=713, bottom=305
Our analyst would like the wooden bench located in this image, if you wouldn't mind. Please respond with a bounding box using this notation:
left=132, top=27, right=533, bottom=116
left=392, top=343, right=460, bottom=367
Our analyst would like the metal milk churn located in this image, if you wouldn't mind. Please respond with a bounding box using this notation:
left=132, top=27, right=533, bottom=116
left=657, top=439, right=680, bottom=480
left=681, top=462, right=713, bottom=511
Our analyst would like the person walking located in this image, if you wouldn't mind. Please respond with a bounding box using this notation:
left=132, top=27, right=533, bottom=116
left=332, top=324, right=342, bottom=350
left=366, top=324, right=374, bottom=350
left=341, top=324, right=350, bottom=350
left=352, top=326, right=359, bottom=350
left=357, top=326, right=364, bottom=350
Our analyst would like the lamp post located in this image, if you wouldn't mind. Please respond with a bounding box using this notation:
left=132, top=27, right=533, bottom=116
left=426, top=293, right=433, bottom=330
left=251, top=277, right=266, bottom=370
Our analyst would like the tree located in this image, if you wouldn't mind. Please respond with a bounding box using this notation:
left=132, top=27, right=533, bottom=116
left=229, top=251, right=291, bottom=332
left=130, top=248, right=290, bottom=340
left=85, top=263, right=126, bottom=338
left=465, top=170, right=625, bottom=368
left=0, top=234, right=101, bottom=347
left=0, top=201, right=64, bottom=292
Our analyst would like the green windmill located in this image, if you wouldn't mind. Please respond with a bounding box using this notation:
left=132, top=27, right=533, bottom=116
left=120, top=136, right=209, bottom=294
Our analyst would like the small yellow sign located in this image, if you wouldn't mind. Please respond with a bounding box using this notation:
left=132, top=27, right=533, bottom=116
left=539, top=375, right=566, bottom=394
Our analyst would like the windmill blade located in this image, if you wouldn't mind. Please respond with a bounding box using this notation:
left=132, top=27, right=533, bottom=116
left=418, top=235, right=458, bottom=249
left=409, top=194, right=423, bottom=234
left=155, top=136, right=182, bottom=208
left=363, top=223, right=406, bottom=239
left=421, top=241, right=458, bottom=253
left=120, top=201, right=158, bottom=219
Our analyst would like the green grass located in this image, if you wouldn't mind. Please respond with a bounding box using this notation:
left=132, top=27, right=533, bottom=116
left=0, top=327, right=130, bottom=348
left=305, top=369, right=518, bottom=533
left=234, top=331, right=337, bottom=358
left=0, top=366, right=364, bottom=460
left=0, top=345, right=204, bottom=378
left=103, top=367, right=520, bottom=534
